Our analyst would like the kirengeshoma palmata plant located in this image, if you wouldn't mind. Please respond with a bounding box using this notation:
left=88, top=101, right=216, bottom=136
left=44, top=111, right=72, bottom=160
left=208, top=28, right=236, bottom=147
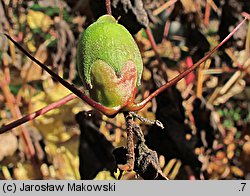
left=1, top=15, right=248, bottom=133
left=0, top=10, right=249, bottom=174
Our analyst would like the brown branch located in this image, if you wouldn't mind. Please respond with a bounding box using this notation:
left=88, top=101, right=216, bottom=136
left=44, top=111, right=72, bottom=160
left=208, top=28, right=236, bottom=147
left=0, top=93, right=77, bottom=134
left=118, top=112, right=135, bottom=171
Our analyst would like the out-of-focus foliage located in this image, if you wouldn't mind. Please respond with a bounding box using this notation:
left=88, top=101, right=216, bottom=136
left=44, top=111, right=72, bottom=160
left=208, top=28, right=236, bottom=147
left=0, top=0, right=249, bottom=180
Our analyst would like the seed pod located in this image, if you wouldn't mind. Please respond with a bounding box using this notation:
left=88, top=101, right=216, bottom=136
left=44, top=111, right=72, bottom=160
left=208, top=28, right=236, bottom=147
left=77, top=15, right=143, bottom=108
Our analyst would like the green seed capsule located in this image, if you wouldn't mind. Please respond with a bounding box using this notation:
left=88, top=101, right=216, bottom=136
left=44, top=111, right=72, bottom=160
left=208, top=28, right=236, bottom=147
left=77, top=15, right=143, bottom=108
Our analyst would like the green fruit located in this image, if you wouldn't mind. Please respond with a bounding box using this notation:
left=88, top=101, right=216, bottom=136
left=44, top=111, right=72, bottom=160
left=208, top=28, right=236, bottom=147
left=77, top=15, right=143, bottom=108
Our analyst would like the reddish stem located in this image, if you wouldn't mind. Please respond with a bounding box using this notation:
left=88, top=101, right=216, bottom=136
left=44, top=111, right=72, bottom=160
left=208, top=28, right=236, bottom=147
left=204, top=0, right=211, bottom=26
left=106, top=0, right=112, bottom=15
left=145, top=27, right=163, bottom=65
left=4, top=34, right=120, bottom=116
left=0, top=77, right=35, bottom=157
left=2, top=53, right=11, bottom=83
left=126, top=17, right=248, bottom=111
left=0, top=93, right=77, bottom=134
left=163, top=20, right=170, bottom=41
left=0, top=17, right=247, bottom=133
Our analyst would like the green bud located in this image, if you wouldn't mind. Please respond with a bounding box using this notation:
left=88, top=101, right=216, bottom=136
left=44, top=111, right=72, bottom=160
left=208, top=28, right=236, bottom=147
left=77, top=15, right=143, bottom=108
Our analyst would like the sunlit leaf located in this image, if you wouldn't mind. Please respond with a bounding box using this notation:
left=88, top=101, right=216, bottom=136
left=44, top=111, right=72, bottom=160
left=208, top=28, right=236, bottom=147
left=27, top=10, right=53, bottom=32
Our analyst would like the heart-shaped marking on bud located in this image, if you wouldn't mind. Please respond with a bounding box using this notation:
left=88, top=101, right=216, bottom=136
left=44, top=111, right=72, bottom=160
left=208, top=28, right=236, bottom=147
left=90, top=60, right=137, bottom=108
left=77, top=15, right=143, bottom=108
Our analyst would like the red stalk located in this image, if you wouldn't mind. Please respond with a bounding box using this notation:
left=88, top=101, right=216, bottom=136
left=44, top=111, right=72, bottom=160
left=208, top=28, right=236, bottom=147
left=0, top=93, right=77, bottom=134
left=106, top=0, right=112, bottom=15
left=0, top=17, right=247, bottom=134
left=126, top=18, right=248, bottom=111
left=3, top=34, right=121, bottom=116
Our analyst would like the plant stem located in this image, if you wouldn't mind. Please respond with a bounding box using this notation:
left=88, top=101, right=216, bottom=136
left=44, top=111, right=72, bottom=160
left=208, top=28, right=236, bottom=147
left=106, top=0, right=112, bottom=15
left=0, top=93, right=77, bottom=134
left=3, top=34, right=121, bottom=116
left=152, top=0, right=177, bottom=16
left=1, top=17, right=248, bottom=133
left=127, top=17, right=248, bottom=111
left=0, top=75, right=35, bottom=158
left=204, top=0, right=211, bottom=26
left=130, top=111, right=164, bottom=129
left=123, top=112, right=135, bottom=171
left=145, top=27, right=163, bottom=66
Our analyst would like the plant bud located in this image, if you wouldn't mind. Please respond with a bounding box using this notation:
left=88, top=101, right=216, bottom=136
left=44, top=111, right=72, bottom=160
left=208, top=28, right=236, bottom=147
left=77, top=15, right=143, bottom=108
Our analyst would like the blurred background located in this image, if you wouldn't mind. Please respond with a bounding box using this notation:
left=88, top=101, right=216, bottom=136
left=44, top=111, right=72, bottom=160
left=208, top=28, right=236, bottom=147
left=0, top=0, right=249, bottom=180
